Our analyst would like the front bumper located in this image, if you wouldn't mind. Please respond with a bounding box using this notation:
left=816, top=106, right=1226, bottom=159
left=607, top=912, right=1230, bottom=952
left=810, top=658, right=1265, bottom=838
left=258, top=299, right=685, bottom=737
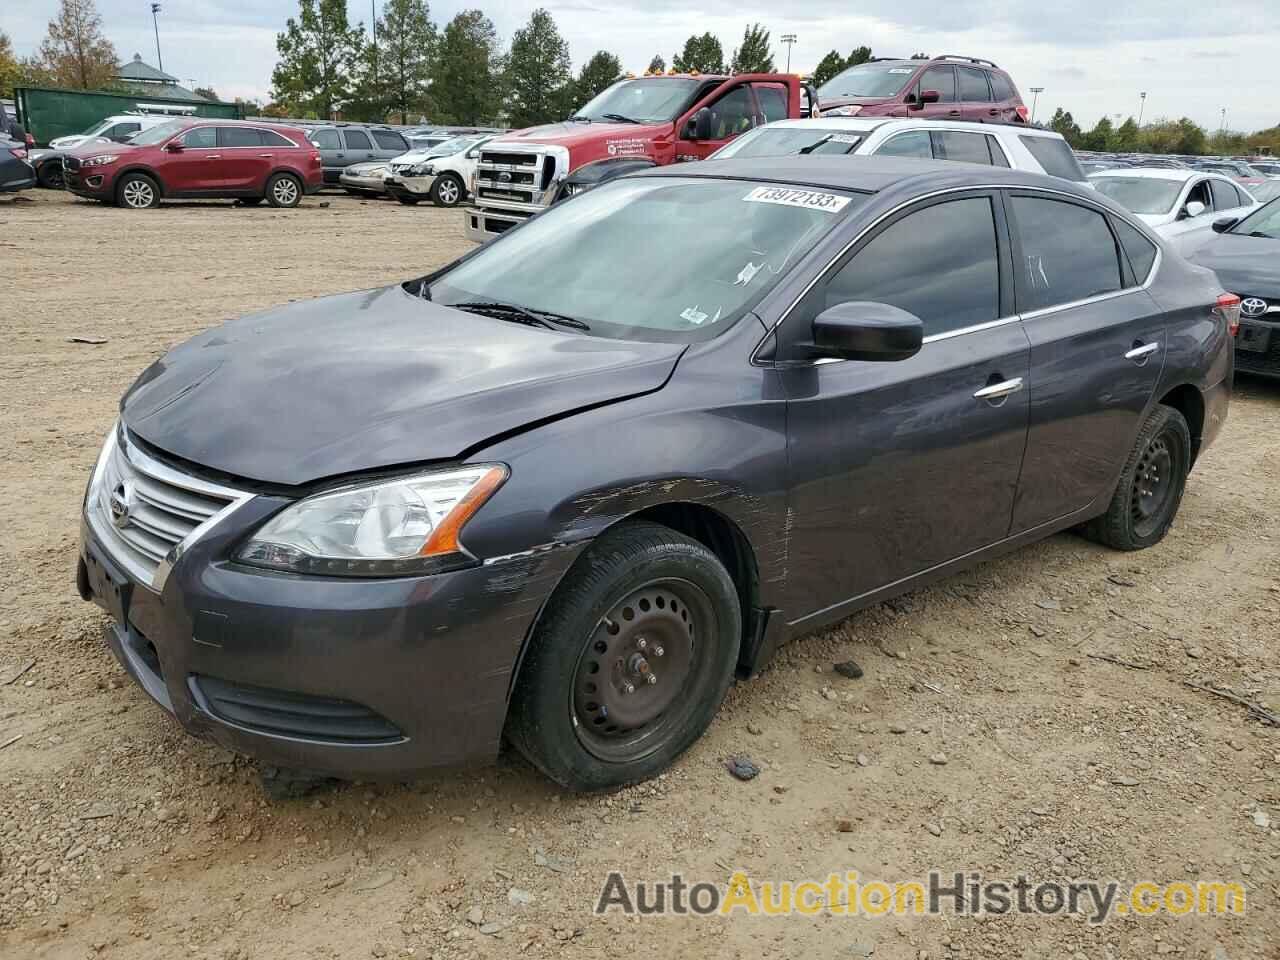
left=464, top=206, right=532, bottom=243
left=384, top=175, right=436, bottom=200
left=78, top=497, right=583, bottom=779
left=1234, top=317, right=1280, bottom=379
left=64, top=167, right=113, bottom=198
left=339, top=172, right=389, bottom=194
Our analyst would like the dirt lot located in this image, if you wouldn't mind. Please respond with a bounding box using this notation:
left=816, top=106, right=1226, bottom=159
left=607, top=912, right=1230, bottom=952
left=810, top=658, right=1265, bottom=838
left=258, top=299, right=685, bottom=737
left=1, top=188, right=1277, bottom=960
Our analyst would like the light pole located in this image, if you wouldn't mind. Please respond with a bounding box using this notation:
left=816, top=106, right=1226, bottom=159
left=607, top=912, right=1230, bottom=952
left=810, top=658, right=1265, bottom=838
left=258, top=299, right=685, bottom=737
left=1029, top=86, right=1044, bottom=123
left=1220, top=107, right=1227, bottom=136
left=781, top=33, right=797, bottom=73
left=150, top=3, right=163, bottom=73
left=1137, top=91, right=1147, bottom=127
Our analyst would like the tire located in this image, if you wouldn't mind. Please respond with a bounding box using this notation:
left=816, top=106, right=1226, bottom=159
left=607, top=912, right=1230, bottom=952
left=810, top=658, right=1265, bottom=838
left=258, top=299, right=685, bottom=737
left=395, top=195, right=421, bottom=205
left=506, top=521, right=741, bottom=791
left=238, top=197, right=263, bottom=206
left=265, top=172, right=302, bottom=208
left=37, top=162, right=64, bottom=189
left=116, top=172, right=160, bottom=209
left=1083, top=405, right=1191, bottom=551
left=430, top=173, right=464, bottom=207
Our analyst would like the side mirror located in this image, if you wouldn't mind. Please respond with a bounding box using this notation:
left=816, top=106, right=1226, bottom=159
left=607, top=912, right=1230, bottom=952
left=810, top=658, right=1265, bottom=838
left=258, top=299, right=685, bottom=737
left=1212, top=216, right=1238, bottom=234
left=1184, top=200, right=1206, bottom=218
left=811, top=301, right=924, bottom=362
left=164, top=140, right=184, bottom=152
left=691, top=107, right=713, bottom=141
left=919, top=89, right=941, bottom=104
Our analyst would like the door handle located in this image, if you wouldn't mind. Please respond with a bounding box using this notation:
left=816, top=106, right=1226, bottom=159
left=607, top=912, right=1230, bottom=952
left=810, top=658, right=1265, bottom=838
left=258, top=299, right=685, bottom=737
left=204, top=154, right=221, bottom=159
left=987, top=108, right=999, bottom=115
left=258, top=153, right=273, bottom=158
left=1124, top=342, right=1160, bottom=362
left=948, top=109, right=961, bottom=116
left=973, top=377, right=1024, bottom=400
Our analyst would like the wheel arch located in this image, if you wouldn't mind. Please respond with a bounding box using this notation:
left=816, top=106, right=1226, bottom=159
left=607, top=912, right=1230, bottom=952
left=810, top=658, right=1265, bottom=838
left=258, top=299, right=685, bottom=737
left=1157, top=382, right=1205, bottom=465
left=114, top=165, right=165, bottom=197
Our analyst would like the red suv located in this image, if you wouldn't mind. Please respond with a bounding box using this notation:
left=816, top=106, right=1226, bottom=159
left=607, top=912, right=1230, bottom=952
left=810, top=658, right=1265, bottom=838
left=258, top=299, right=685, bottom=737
left=817, top=55, right=1027, bottom=123
left=64, top=118, right=323, bottom=209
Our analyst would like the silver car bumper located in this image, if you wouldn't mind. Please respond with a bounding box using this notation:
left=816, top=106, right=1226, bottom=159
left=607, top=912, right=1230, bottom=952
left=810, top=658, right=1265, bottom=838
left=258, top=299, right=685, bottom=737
left=338, top=172, right=389, bottom=193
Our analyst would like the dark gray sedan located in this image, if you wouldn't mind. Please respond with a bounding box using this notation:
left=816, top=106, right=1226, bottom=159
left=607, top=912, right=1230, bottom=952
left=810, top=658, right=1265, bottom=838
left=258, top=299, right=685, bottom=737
left=78, top=158, right=1234, bottom=791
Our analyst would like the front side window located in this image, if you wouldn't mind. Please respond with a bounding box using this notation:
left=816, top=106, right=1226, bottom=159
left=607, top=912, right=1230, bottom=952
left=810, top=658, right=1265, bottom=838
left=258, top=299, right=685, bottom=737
left=343, top=129, right=373, bottom=150
left=430, top=177, right=863, bottom=343
left=1010, top=196, right=1122, bottom=312
left=822, top=196, right=1000, bottom=337
left=310, top=129, right=341, bottom=150
left=957, top=67, right=992, bottom=102
left=875, top=130, right=932, bottom=159
left=918, top=66, right=957, bottom=103
left=180, top=127, right=217, bottom=149
left=108, top=122, right=141, bottom=139
left=934, top=131, right=992, bottom=165
left=705, top=87, right=756, bottom=139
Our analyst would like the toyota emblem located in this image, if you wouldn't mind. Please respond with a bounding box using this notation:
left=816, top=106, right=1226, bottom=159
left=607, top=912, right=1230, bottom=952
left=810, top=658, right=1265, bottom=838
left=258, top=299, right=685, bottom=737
left=1240, top=297, right=1268, bottom=318
left=108, top=480, right=134, bottom=528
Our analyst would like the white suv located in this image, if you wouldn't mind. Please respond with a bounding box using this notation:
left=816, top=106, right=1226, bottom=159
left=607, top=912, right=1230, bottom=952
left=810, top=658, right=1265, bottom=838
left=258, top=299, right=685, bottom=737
left=710, top=117, right=1088, bottom=182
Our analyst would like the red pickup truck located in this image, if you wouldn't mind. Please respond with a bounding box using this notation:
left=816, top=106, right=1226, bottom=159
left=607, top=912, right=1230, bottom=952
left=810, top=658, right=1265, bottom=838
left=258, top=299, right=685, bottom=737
left=465, top=71, right=815, bottom=242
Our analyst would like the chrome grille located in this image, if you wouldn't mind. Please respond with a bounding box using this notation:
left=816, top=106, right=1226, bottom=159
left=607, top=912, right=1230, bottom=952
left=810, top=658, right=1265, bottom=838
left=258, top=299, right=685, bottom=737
left=475, top=145, right=564, bottom=213
left=86, top=428, right=250, bottom=591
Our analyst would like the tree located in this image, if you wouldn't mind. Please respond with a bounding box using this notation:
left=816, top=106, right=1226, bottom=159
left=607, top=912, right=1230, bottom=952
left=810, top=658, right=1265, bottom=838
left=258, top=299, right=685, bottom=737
left=366, top=0, right=436, bottom=123
left=36, top=0, right=118, bottom=90
left=270, top=0, right=365, bottom=118
left=1082, top=115, right=1114, bottom=152
left=647, top=54, right=665, bottom=74
left=1049, top=107, right=1083, bottom=148
left=910, top=52, right=930, bottom=59
left=432, top=10, right=501, bottom=125
left=846, top=45, right=872, bottom=66
left=577, top=50, right=622, bottom=101
left=672, top=33, right=725, bottom=74
left=192, top=85, right=219, bottom=101
left=1113, top=116, right=1139, bottom=151
left=730, top=23, right=774, bottom=74
left=811, top=50, right=844, bottom=87
left=504, top=8, right=571, bottom=128
left=0, top=32, right=20, bottom=96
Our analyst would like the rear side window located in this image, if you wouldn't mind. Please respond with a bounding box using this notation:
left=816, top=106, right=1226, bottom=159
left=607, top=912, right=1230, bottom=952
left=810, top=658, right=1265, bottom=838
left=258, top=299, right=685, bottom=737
left=310, top=129, right=341, bottom=150
left=1110, top=218, right=1158, bottom=283
left=218, top=127, right=262, bottom=147
left=876, top=130, right=932, bottom=159
left=933, top=131, right=992, bottom=165
left=343, top=129, right=373, bottom=150
left=260, top=130, right=294, bottom=147
left=823, top=197, right=1000, bottom=337
left=957, top=67, right=992, bottom=101
left=372, top=130, right=407, bottom=150
left=989, top=72, right=1015, bottom=101
left=1209, top=179, right=1243, bottom=210
left=1010, top=196, right=1122, bottom=312
left=918, top=66, right=956, bottom=103
left=1018, top=136, right=1087, bottom=181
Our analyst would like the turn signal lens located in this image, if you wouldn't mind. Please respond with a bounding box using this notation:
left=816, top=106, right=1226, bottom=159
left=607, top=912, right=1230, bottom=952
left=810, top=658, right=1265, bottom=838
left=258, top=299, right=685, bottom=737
left=1215, top=293, right=1242, bottom=337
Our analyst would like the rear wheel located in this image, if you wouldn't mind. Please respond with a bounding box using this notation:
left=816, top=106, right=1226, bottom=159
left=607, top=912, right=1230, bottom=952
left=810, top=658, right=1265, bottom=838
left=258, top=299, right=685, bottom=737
left=265, top=173, right=302, bottom=208
left=506, top=522, right=741, bottom=791
left=1083, top=405, right=1191, bottom=550
left=37, top=161, right=64, bottom=189
left=238, top=197, right=263, bottom=206
left=395, top=195, right=421, bottom=205
left=116, top=173, right=159, bottom=209
left=430, top=173, right=464, bottom=207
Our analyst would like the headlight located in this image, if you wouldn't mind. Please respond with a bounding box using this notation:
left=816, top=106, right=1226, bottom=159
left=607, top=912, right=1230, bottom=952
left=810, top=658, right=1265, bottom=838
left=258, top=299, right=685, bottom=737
left=82, top=155, right=119, bottom=167
left=410, top=163, right=434, bottom=176
left=823, top=106, right=862, bottom=117
left=562, top=182, right=586, bottom=197
left=237, top=465, right=507, bottom=577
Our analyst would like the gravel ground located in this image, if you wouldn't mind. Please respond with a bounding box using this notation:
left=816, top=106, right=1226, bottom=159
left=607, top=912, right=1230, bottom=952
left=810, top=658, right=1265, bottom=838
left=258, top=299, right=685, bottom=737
left=0, top=188, right=1277, bottom=959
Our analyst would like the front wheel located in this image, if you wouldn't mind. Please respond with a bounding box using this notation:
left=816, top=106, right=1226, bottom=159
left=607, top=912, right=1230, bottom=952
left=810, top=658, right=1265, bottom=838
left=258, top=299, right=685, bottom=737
left=430, top=173, right=464, bottom=207
left=1083, top=405, right=1191, bottom=550
left=37, top=162, right=64, bottom=189
left=116, top=172, right=160, bottom=209
left=506, top=522, right=741, bottom=791
left=395, top=195, right=421, bottom=205
left=265, top=173, right=302, bottom=208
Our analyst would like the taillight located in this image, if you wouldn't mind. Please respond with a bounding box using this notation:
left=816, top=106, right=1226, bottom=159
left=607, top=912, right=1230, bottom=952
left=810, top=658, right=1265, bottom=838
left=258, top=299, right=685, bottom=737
left=1215, top=293, right=1241, bottom=337
left=24, top=132, right=34, bottom=148
left=1015, top=104, right=1029, bottom=122
left=9, top=148, right=25, bottom=160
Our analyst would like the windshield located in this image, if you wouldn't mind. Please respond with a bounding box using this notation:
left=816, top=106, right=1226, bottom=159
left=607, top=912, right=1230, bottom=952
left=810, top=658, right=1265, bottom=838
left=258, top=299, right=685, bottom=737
left=1250, top=181, right=1280, bottom=204
left=429, top=136, right=478, bottom=156
left=1230, top=197, right=1280, bottom=238
left=1091, top=177, right=1184, bottom=215
left=574, top=78, right=701, bottom=123
left=429, top=177, right=862, bottom=342
left=78, top=119, right=114, bottom=138
left=712, top=126, right=865, bottom=159
left=818, top=61, right=915, bottom=99
left=128, top=119, right=187, bottom=146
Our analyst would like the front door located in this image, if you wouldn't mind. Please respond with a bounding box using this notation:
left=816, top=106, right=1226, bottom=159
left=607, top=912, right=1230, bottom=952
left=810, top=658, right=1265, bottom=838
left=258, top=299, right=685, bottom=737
left=1162, top=177, right=1215, bottom=256
left=775, top=192, right=1031, bottom=618
left=156, top=126, right=221, bottom=193
left=672, top=81, right=761, bottom=161
left=1003, top=191, right=1165, bottom=532
left=911, top=64, right=959, bottom=120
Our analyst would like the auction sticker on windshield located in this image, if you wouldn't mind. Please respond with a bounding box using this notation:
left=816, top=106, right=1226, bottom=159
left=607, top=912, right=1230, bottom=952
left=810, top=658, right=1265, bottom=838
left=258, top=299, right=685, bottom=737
left=744, top=186, right=851, bottom=212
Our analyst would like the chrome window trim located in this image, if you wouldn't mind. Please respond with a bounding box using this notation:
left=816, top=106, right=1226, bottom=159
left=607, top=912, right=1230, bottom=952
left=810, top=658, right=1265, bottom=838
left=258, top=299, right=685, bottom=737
left=173, top=125, right=302, bottom=150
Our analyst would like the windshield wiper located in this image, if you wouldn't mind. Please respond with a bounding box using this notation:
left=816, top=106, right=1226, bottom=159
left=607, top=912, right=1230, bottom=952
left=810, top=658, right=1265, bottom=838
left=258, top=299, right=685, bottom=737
left=1246, top=231, right=1277, bottom=239
left=569, top=114, right=592, bottom=122
left=798, top=135, right=836, bottom=155
left=599, top=113, right=641, bottom=124
left=453, top=300, right=591, bottom=331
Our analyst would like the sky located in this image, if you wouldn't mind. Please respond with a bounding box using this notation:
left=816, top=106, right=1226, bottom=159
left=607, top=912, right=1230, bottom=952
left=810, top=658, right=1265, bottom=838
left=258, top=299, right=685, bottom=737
left=4, top=0, right=1277, bottom=132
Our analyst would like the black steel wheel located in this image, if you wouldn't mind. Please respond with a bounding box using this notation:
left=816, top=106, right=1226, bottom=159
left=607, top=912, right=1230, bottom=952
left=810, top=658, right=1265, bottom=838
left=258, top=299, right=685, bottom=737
left=1084, top=405, right=1191, bottom=551
left=507, top=522, right=741, bottom=791
left=37, top=161, right=65, bottom=189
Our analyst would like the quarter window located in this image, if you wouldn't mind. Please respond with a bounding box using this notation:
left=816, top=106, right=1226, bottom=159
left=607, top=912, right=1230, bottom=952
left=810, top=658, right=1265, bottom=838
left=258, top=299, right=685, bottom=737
left=1111, top=218, right=1158, bottom=283
left=218, top=127, right=263, bottom=147
left=1209, top=179, right=1243, bottom=210
left=823, top=197, right=1001, bottom=337
left=259, top=130, right=294, bottom=147
left=372, top=130, right=407, bottom=150
left=957, top=67, right=993, bottom=102
left=343, top=129, right=373, bottom=150
left=917, top=66, right=956, bottom=103
left=875, top=130, right=932, bottom=159
left=989, top=72, right=1015, bottom=101
left=1010, top=196, right=1122, bottom=312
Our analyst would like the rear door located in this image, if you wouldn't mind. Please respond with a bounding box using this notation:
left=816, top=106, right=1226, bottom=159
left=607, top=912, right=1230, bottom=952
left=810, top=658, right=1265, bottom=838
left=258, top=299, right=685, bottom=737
left=341, top=128, right=377, bottom=165
left=216, top=126, right=271, bottom=190
left=956, top=66, right=997, bottom=121
left=1209, top=177, right=1255, bottom=223
left=371, top=128, right=409, bottom=162
left=1162, top=177, right=1216, bottom=255
left=1005, top=191, right=1165, bottom=532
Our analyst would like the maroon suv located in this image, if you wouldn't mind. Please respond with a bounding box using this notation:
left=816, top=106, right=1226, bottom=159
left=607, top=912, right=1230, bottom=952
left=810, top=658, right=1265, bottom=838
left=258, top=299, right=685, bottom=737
left=817, top=55, right=1027, bottom=123
left=64, top=118, right=323, bottom=209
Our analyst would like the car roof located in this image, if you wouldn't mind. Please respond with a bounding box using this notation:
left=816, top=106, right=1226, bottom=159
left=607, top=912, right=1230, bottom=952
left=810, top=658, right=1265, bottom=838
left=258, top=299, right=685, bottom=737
left=1088, top=168, right=1227, bottom=183
left=754, top=117, right=1063, bottom=139
left=641, top=154, right=1096, bottom=198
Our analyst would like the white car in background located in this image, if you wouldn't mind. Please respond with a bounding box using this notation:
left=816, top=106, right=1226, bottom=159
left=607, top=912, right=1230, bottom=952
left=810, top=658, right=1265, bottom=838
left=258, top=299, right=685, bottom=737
left=709, top=117, right=1089, bottom=182
left=1089, top=169, right=1258, bottom=257
left=48, top=113, right=175, bottom=150
left=383, top=134, right=497, bottom=207
left=339, top=135, right=490, bottom=199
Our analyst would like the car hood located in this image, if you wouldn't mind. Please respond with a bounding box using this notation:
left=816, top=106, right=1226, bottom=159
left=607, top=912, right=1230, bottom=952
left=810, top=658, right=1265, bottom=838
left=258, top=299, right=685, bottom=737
left=818, top=95, right=895, bottom=111
left=490, top=121, right=666, bottom=150
left=68, top=140, right=141, bottom=159
left=121, top=285, right=685, bottom=486
left=1191, top=233, right=1280, bottom=296
left=391, top=147, right=455, bottom=164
